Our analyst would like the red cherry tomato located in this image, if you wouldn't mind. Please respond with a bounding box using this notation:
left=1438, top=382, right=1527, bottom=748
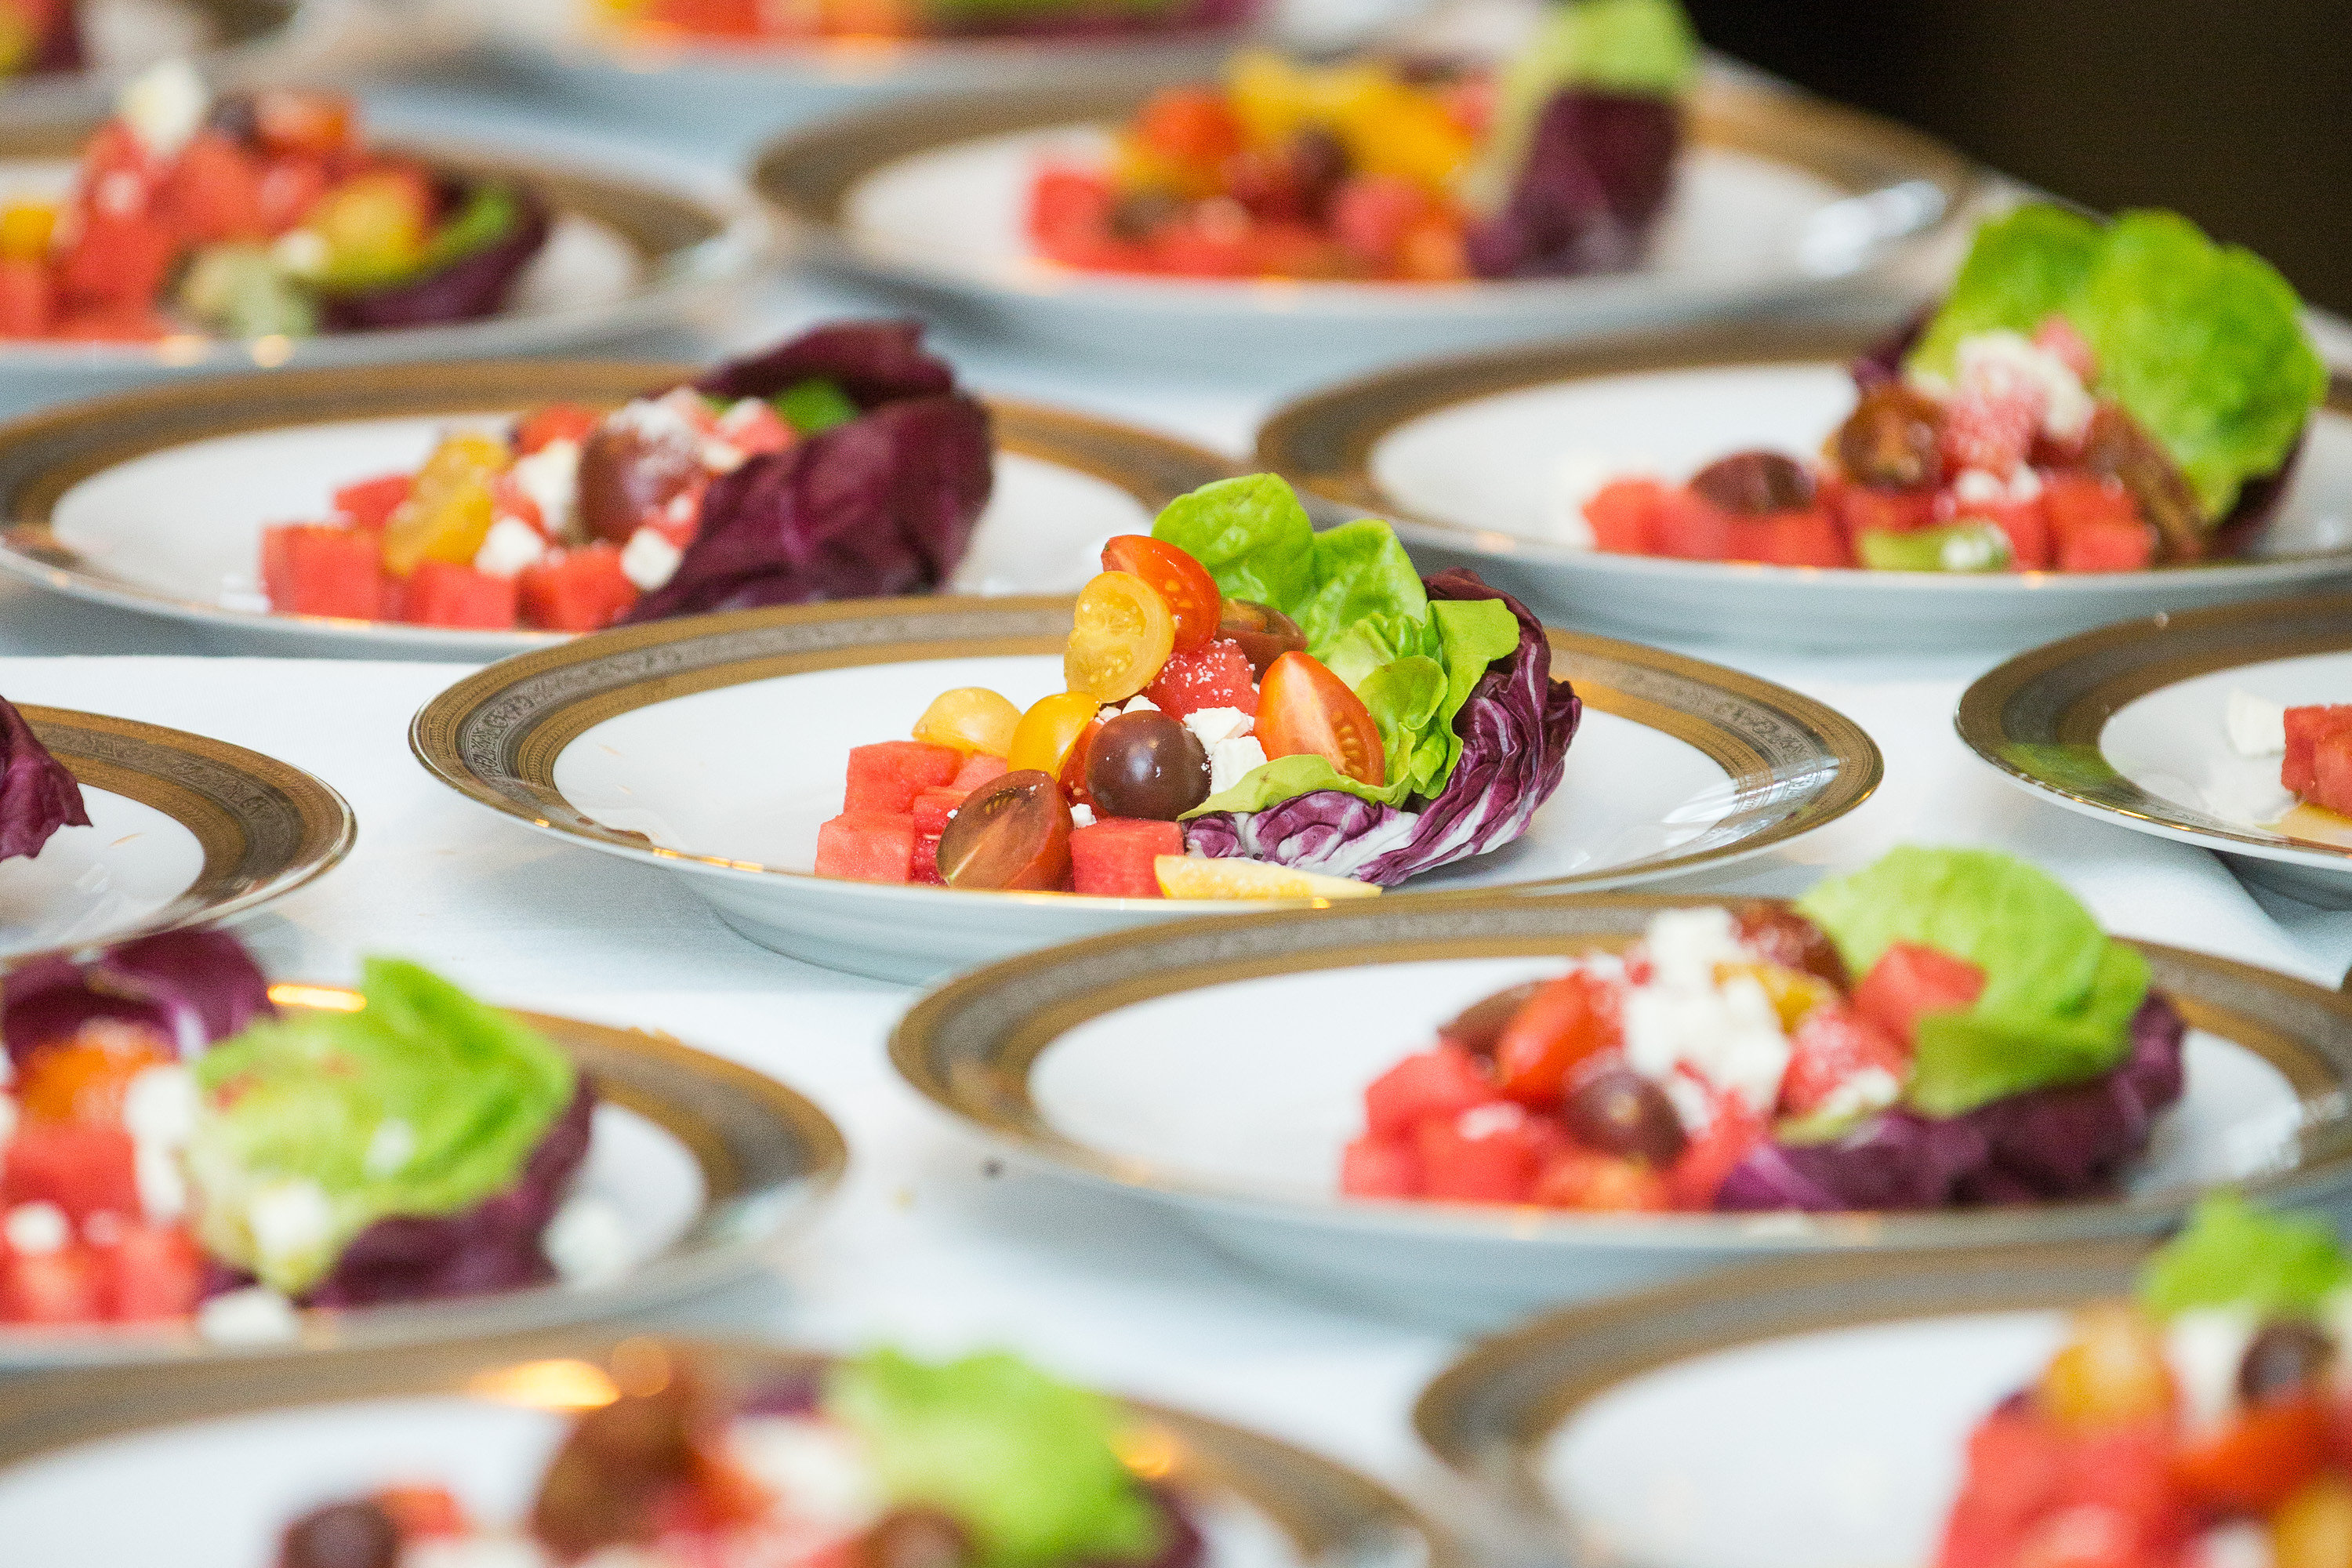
left=1258, top=652, right=1385, bottom=787
left=2172, top=1395, right=2329, bottom=1513
left=1101, top=535, right=1221, bottom=652
left=935, top=771, right=1073, bottom=892
left=1490, top=971, right=1622, bottom=1108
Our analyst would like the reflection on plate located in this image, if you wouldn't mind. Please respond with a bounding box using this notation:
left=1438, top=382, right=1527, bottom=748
left=0, top=993, right=845, bottom=1369
left=0, top=705, right=349, bottom=959
left=1959, top=592, right=2352, bottom=908
left=0, top=361, right=1232, bottom=658
left=411, top=597, right=1878, bottom=982
left=753, top=71, right=1974, bottom=369
left=890, top=895, right=2347, bottom=1325
left=1258, top=322, right=2352, bottom=652
left=1415, top=1240, right=2151, bottom=1568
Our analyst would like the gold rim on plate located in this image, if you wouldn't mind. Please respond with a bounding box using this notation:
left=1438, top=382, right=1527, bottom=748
left=0, top=1330, right=1462, bottom=1568
left=0, top=989, right=848, bottom=1367
left=408, top=595, right=1879, bottom=907
left=892, top=892, right=2352, bottom=1247
left=0, top=361, right=1236, bottom=645
left=18, top=704, right=352, bottom=955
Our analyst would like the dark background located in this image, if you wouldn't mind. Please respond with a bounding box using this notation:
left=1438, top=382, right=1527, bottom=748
left=1681, top=0, right=2352, bottom=313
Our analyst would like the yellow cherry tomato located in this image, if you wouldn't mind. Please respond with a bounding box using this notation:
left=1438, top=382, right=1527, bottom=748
left=1717, top=961, right=1837, bottom=1032
left=0, top=201, right=56, bottom=261
left=1007, top=691, right=1102, bottom=777
left=380, top=432, right=506, bottom=577
left=2037, top=1305, right=2176, bottom=1431
left=913, top=688, right=1022, bottom=757
left=1223, top=50, right=1315, bottom=149
left=2274, top=1475, right=2352, bottom=1568
left=1065, top=572, right=1175, bottom=702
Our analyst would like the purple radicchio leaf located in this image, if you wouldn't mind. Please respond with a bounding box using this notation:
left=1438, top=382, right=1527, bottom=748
left=1466, top=89, right=1681, bottom=280
left=2, top=929, right=274, bottom=1068
left=1183, top=570, right=1581, bottom=887
left=318, top=183, right=551, bottom=334
left=0, top=695, right=87, bottom=864
left=693, top=318, right=956, bottom=408
left=1715, top=993, right=2187, bottom=1213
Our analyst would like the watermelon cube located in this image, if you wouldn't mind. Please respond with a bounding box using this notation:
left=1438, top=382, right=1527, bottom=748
left=1664, top=1098, right=1764, bottom=1210
left=814, top=812, right=916, bottom=884
left=1780, top=1004, right=1907, bottom=1117
left=844, top=742, right=962, bottom=815
left=1414, top=1102, right=1554, bottom=1204
left=0, top=1244, right=100, bottom=1325
left=3, top=1121, right=139, bottom=1223
left=1758, top=511, right=1849, bottom=568
left=518, top=543, right=636, bottom=633
left=2284, top=706, right=2352, bottom=796
left=261, top=524, right=383, bottom=619
left=162, top=131, right=267, bottom=243
left=332, top=472, right=414, bottom=531
left=1583, top=478, right=1668, bottom=555
left=514, top=403, right=602, bottom=456
left=2313, top=729, right=2352, bottom=818
left=1976, top=495, right=2050, bottom=572
left=0, top=258, right=53, bottom=337
left=97, top=1224, right=201, bottom=1322
left=1363, top=1045, right=1497, bottom=1142
left=56, top=211, right=176, bottom=311
left=1069, top=818, right=1184, bottom=898
left=1339, top=1134, right=1420, bottom=1199
left=1835, top=483, right=1936, bottom=538
left=398, top=561, right=519, bottom=630
left=1939, top=1409, right=2069, bottom=1568
left=2044, top=474, right=2153, bottom=573
left=952, top=752, right=1009, bottom=792
left=1650, top=489, right=1731, bottom=561
left=911, top=834, right=945, bottom=886
left=1853, top=941, right=1987, bottom=1047
left=910, top=786, right=965, bottom=839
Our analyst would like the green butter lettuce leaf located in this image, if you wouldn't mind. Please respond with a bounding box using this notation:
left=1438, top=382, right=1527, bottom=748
left=1290, top=518, right=1428, bottom=652
left=423, top=183, right=522, bottom=270
left=186, top=958, right=576, bottom=1295
left=828, top=1349, right=1163, bottom=1568
left=1909, top=204, right=2105, bottom=382
left=2140, top=1194, right=2352, bottom=1321
left=1149, top=474, right=1319, bottom=617
left=773, top=376, right=861, bottom=435
left=1794, top=846, right=2149, bottom=1116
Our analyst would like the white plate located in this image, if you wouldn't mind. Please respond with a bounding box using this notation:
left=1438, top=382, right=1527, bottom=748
left=0, top=363, right=1233, bottom=658
left=892, top=896, right=2350, bottom=1327
left=0, top=1335, right=1450, bottom=1568
left=1258, top=323, right=2352, bottom=653
left=1415, top=1242, right=2154, bottom=1567
left=413, top=598, right=1878, bottom=982
left=0, top=991, right=847, bottom=1369
left=1960, top=592, right=2352, bottom=909
left=753, top=67, right=1976, bottom=372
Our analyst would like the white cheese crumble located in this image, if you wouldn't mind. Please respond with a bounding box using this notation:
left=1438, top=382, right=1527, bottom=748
left=363, top=1117, right=416, bottom=1179
left=196, top=1285, right=300, bottom=1345
left=730, top=1417, right=884, bottom=1534
left=1120, top=695, right=1160, bottom=715
left=1811, top=1065, right=1901, bottom=1123
left=404, top=1538, right=557, bottom=1568
left=4, top=1201, right=67, bottom=1256
left=1181, top=706, right=1254, bottom=747
left=1069, top=803, right=1097, bottom=829
left=1623, top=975, right=1792, bottom=1120
left=510, top=437, right=582, bottom=541
left=118, top=60, right=209, bottom=158
left=1952, top=329, right=2096, bottom=441
left=125, top=1064, right=197, bottom=1221
left=1936, top=527, right=2009, bottom=572
left=269, top=228, right=328, bottom=278
left=2201, top=1523, right=2274, bottom=1568
left=1208, top=735, right=1268, bottom=794
left=2166, top=1308, right=2257, bottom=1431
left=2226, top=689, right=2289, bottom=758
left=542, top=1193, right=632, bottom=1286
left=605, top=389, right=705, bottom=451
left=474, top=516, right=550, bottom=579
left=1642, top=907, right=1749, bottom=992
left=619, top=526, right=683, bottom=591
left=1951, top=467, right=2042, bottom=506
left=246, top=1179, right=332, bottom=1276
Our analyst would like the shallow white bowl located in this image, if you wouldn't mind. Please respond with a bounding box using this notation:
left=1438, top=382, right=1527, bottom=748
left=1258, top=322, right=2352, bottom=653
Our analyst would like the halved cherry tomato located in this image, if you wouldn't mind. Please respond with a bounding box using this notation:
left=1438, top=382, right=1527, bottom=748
left=1490, top=971, right=1621, bottom=1108
left=1102, top=535, right=1220, bottom=651
left=1059, top=718, right=1102, bottom=808
left=2173, top=1395, right=2328, bottom=1512
left=1258, top=652, right=1385, bottom=786
left=1065, top=572, right=1176, bottom=701
left=935, top=771, right=1073, bottom=891
left=913, top=687, right=1022, bottom=757
left=1007, top=691, right=1099, bottom=776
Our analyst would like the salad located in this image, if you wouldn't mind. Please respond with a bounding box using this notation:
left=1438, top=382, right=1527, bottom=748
left=1571, top=204, right=2328, bottom=573
left=1341, top=847, right=2183, bottom=1212
left=0, top=931, right=615, bottom=1338
left=811, top=474, right=1581, bottom=898
left=1027, top=0, right=1695, bottom=283
left=1941, top=1198, right=2352, bottom=1568
left=258, top=320, right=993, bottom=633
left=274, top=1344, right=1204, bottom=1568
left=0, top=60, right=551, bottom=343
left=598, top=0, right=1247, bottom=44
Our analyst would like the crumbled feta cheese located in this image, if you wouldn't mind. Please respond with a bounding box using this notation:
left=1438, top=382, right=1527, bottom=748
left=1811, top=1065, right=1901, bottom=1123
left=405, top=1537, right=558, bottom=1568
left=619, top=526, right=683, bottom=591
left=364, top=1118, right=416, bottom=1179
left=124, top=1065, right=196, bottom=1221
left=606, top=389, right=705, bottom=449
left=196, top=1286, right=299, bottom=1345
left=1208, top=735, right=1268, bottom=794
left=118, top=60, right=209, bottom=158
left=4, top=1201, right=67, bottom=1256
left=1642, top=907, right=1749, bottom=993
left=1952, top=469, right=2005, bottom=506
left=135, top=1143, right=187, bottom=1222
left=2006, top=465, right=2045, bottom=501
left=1182, top=706, right=1254, bottom=747
left=1954, top=329, right=2095, bottom=441
left=2167, top=1308, right=2258, bottom=1430
left=1938, top=527, right=2008, bottom=572
left=2227, top=689, right=2288, bottom=757
left=270, top=228, right=328, bottom=278
left=247, top=1179, right=332, bottom=1276
left=1623, top=971, right=1791, bottom=1118
left=1069, top=803, right=1097, bottom=829
left=1457, top=1103, right=1526, bottom=1140
left=730, top=1417, right=884, bottom=1534
left=2201, top=1523, right=2274, bottom=1568
left=510, top=437, right=582, bottom=539
left=474, top=516, right=549, bottom=579
left=700, top=436, right=747, bottom=474
left=543, top=1193, right=633, bottom=1286
left=1121, top=695, right=1160, bottom=715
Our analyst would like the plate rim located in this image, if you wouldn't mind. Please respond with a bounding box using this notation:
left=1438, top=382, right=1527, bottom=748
left=1254, top=318, right=2352, bottom=590
left=888, top=891, right=2352, bottom=1249
left=0, top=987, right=850, bottom=1369
left=749, top=64, right=1980, bottom=318
left=0, top=361, right=1236, bottom=650
left=405, top=593, right=1882, bottom=911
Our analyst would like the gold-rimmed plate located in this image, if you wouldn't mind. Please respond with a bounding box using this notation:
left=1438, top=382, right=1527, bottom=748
left=1257, top=321, right=2352, bottom=652
left=1, top=704, right=350, bottom=959
left=1414, top=1240, right=2151, bottom=1568
left=1958, top=590, right=2352, bottom=909
left=0, top=990, right=848, bottom=1370
left=0, top=360, right=1235, bottom=658
left=0, top=1330, right=1456, bottom=1568
left=892, top=893, right=2352, bottom=1326
left=410, top=597, right=1879, bottom=982
left=752, top=68, right=1976, bottom=371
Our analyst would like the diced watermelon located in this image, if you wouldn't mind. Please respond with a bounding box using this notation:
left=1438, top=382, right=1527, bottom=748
left=715, top=398, right=792, bottom=458
left=488, top=470, right=544, bottom=535
left=1531, top=1149, right=1672, bottom=1211
left=1584, top=478, right=1668, bottom=554
left=1330, top=174, right=1431, bottom=268
left=98, top=1224, right=201, bottom=1322
left=1069, top=818, right=1183, bottom=898
left=814, top=812, right=916, bottom=884
left=1664, top=1098, right=1763, bottom=1210
left=1834, top=483, right=1936, bottom=538
left=2, top=1123, right=140, bottom=1222
left=1145, top=639, right=1258, bottom=719
left=1363, top=1045, right=1497, bottom=1142
left=909, top=786, right=964, bottom=838
left=1853, top=941, right=1987, bottom=1047
left=1149, top=216, right=1256, bottom=279
left=2285, top=706, right=2352, bottom=796
left=1026, top=166, right=1116, bottom=248
left=2044, top=474, right=2153, bottom=573
left=1968, top=493, right=2051, bottom=572
left=0, top=258, right=53, bottom=337
left=398, top=561, right=519, bottom=630
left=1650, top=489, right=1732, bottom=561
left=513, top=403, right=601, bottom=456
left=1414, top=1102, right=1555, bottom=1204
left=332, top=472, right=413, bottom=531
left=162, top=131, right=267, bottom=243
left=261, top=524, right=383, bottom=619
left=0, top=1243, right=100, bottom=1325
left=55, top=212, right=176, bottom=310
left=2312, top=729, right=2352, bottom=818
left=1943, top=358, right=2045, bottom=475
left=1938, top=1409, right=2068, bottom=1568
left=1779, top=1004, right=1907, bottom=1117
left=1757, top=511, right=1849, bottom=568
left=1339, top=1134, right=1420, bottom=1199
left=844, top=742, right=962, bottom=815
left=518, top=544, right=636, bottom=633
left=255, top=154, right=332, bottom=232
left=911, top=834, right=944, bottom=886
left=951, top=753, right=1009, bottom=792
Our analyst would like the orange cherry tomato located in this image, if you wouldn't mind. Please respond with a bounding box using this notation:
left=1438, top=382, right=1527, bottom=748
left=1007, top=691, right=1099, bottom=776
left=1065, top=572, right=1176, bottom=702
left=2173, top=1395, right=2330, bottom=1513
left=1491, top=971, right=1622, bottom=1108
left=1258, top=652, right=1385, bottom=786
left=15, top=1025, right=173, bottom=1126
left=1101, top=535, right=1221, bottom=651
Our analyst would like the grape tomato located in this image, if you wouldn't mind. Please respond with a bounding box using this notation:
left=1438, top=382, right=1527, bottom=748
left=1492, top=970, right=1621, bottom=1107
left=1258, top=652, right=1385, bottom=787
left=1101, top=536, right=1221, bottom=651
left=1217, top=599, right=1306, bottom=680
left=1437, top=982, right=1543, bottom=1062
left=1085, top=711, right=1210, bottom=821
left=935, top=771, right=1073, bottom=892
left=1065, top=572, right=1176, bottom=702
left=913, top=688, right=1021, bottom=757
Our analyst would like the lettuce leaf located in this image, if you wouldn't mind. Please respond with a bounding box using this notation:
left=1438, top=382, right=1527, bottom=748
left=827, top=1349, right=1163, bottom=1568
left=1794, top=847, right=2150, bottom=1117
left=1149, top=474, right=1319, bottom=620
left=1908, top=205, right=2105, bottom=382
left=2140, top=1194, right=2352, bottom=1321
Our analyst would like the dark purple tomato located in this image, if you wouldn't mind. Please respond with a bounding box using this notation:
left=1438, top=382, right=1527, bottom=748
left=1086, top=711, right=1210, bottom=822
left=1833, top=384, right=1945, bottom=492
left=936, top=771, right=1073, bottom=891
left=1216, top=600, right=1306, bottom=681
left=1437, top=982, right=1544, bottom=1062
left=1561, top=1065, right=1687, bottom=1165
left=278, top=1501, right=401, bottom=1568
left=576, top=419, right=705, bottom=545
left=1732, top=906, right=1850, bottom=989
left=1690, top=451, right=1814, bottom=515
left=2239, top=1319, right=2336, bottom=1404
